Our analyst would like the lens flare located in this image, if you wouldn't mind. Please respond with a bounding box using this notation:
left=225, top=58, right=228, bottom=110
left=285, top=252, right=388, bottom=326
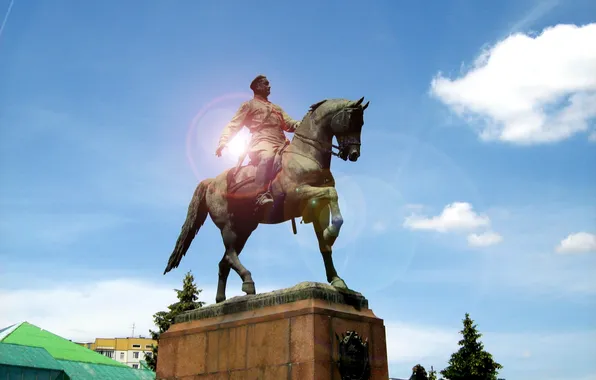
left=186, top=92, right=252, bottom=179
left=222, top=129, right=250, bottom=162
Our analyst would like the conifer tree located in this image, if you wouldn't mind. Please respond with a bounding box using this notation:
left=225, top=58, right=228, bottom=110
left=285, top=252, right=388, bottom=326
left=440, top=313, right=503, bottom=380
left=428, top=366, right=438, bottom=380
left=146, top=271, right=205, bottom=371
left=410, top=364, right=429, bottom=380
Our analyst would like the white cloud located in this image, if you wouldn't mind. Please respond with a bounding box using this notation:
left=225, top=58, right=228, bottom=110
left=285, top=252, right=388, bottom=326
left=0, top=279, right=177, bottom=341
left=403, top=202, right=490, bottom=233
left=556, top=232, right=596, bottom=254
left=467, top=231, right=503, bottom=247
left=0, top=278, right=279, bottom=342
left=430, top=23, right=596, bottom=144
left=385, top=322, right=458, bottom=363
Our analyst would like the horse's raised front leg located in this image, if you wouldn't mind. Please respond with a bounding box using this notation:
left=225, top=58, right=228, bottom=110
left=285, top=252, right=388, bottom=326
left=297, top=184, right=348, bottom=290
left=298, top=185, right=344, bottom=242
left=313, top=204, right=348, bottom=290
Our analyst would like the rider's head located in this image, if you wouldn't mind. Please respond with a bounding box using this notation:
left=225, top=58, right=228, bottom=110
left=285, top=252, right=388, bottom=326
left=250, top=75, right=271, bottom=98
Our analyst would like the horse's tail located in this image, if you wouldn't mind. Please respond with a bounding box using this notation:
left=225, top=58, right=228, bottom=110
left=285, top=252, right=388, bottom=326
left=163, top=179, right=212, bottom=274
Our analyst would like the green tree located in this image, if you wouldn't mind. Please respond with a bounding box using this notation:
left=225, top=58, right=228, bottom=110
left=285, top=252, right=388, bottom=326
left=146, top=271, right=205, bottom=371
left=410, top=364, right=428, bottom=380
left=428, top=366, right=438, bottom=380
left=440, top=313, right=503, bottom=380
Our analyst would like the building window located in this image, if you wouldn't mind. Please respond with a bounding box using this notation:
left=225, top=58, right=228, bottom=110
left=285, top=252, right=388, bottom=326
left=96, top=350, right=114, bottom=359
left=132, top=364, right=138, bottom=369
left=133, top=352, right=139, bottom=359
left=120, top=352, right=124, bottom=360
left=132, top=344, right=141, bottom=348
left=145, top=344, right=152, bottom=349
left=145, top=352, right=152, bottom=358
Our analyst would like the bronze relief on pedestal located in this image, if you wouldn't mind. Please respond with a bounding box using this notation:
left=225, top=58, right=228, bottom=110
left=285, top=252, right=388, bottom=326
left=336, top=330, right=371, bottom=380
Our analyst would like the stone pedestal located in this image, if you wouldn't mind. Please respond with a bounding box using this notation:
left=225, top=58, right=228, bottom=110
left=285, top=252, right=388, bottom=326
left=156, top=282, right=389, bottom=380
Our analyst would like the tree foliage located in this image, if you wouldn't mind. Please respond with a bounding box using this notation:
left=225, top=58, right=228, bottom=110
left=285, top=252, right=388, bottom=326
left=440, top=313, right=503, bottom=380
left=145, top=271, right=205, bottom=371
left=428, top=366, right=438, bottom=380
left=410, top=364, right=428, bottom=380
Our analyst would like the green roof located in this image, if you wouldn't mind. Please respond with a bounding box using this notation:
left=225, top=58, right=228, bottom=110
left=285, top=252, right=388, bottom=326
left=0, top=322, right=127, bottom=366
left=0, top=343, right=64, bottom=371
left=58, top=360, right=156, bottom=380
left=0, top=322, right=155, bottom=380
left=0, top=344, right=155, bottom=380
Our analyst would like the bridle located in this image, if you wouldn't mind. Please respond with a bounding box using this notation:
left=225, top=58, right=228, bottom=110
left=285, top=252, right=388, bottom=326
left=294, top=131, right=342, bottom=157
left=292, top=107, right=361, bottom=160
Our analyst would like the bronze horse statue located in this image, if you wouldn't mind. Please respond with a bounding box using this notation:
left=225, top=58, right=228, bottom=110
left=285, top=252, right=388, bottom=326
left=164, top=97, right=370, bottom=303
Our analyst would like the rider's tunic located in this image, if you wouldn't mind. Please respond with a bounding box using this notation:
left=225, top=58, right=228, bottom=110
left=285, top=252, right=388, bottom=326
left=218, top=96, right=300, bottom=159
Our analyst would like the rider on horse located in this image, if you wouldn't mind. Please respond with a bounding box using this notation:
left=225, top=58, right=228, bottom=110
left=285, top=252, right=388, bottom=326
left=215, top=75, right=301, bottom=206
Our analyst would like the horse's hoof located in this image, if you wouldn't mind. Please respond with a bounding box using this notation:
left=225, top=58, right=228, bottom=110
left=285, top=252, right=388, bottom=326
left=242, top=281, right=256, bottom=295
left=215, top=295, right=226, bottom=303
left=331, top=277, right=348, bottom=289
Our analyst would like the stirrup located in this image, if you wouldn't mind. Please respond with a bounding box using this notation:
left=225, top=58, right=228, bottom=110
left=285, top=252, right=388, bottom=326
left=256, top=192, right=273, bottom=205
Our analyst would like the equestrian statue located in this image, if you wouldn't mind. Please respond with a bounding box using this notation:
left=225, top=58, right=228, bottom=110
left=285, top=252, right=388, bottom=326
left=164, top=74, right=370, bottom=303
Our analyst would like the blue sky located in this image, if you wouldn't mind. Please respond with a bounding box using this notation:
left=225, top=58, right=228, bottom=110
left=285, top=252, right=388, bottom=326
left=1, top=0, right=595, bottom=378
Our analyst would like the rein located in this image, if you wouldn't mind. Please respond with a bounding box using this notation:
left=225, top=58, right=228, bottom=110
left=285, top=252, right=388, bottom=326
left=293, top=131, right=341, bottom=157
left=287, top=104, right=361, bottom=163
left=292, top=110, right=343, bottom=157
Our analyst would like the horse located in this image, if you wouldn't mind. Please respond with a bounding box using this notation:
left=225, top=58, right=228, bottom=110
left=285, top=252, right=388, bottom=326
left=163, top=96, right=370, bottom=303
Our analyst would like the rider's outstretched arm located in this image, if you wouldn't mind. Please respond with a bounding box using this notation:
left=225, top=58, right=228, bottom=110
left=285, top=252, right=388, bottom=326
left=218, top=101, right=250, bottom=148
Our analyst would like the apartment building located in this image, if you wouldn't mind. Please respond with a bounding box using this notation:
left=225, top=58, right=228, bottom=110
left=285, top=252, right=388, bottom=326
left=80, top=337, right=157, bottom=369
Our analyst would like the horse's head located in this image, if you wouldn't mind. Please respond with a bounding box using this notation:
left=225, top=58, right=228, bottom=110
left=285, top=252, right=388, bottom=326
left=331, top=97, right=369, bottom=162
left=309, top=97, right=369, bottom=162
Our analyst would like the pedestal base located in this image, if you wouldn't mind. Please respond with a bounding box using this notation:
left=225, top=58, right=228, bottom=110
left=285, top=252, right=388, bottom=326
left=156, top=282, right=389, bottom=380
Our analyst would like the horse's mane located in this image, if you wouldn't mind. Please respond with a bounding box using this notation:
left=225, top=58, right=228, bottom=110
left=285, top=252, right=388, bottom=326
left=309, top=100, right=327, bottom=113
left=297, top=98, right=355, bottom=133
left=307, top=98, right=353, bottom=119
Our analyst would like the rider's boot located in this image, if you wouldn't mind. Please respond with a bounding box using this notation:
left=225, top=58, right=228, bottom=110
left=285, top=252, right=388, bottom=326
left=255, top=156, right=274, bottom=206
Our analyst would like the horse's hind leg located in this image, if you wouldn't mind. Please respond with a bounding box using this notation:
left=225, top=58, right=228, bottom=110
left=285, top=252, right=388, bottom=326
left=216, top=226, right=253, bottom=303
left=216, top=253, right=232, bottom=303
left=313, top=204, right=348, bottom=290
left=217, top=224, right=256, bottom=299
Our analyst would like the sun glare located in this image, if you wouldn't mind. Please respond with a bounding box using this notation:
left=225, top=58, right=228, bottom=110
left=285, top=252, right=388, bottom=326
left=225, top=130, right=249, bottom=161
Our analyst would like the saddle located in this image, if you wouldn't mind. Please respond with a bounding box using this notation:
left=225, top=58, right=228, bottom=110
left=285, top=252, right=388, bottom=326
left=226, top=143, right=289, bottom=201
